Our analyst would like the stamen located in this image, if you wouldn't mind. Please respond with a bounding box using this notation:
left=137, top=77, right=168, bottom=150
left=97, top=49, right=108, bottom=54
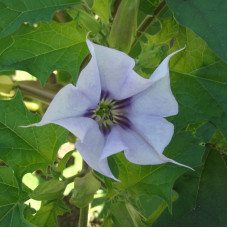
left=84, top=91, right=132, bottom=134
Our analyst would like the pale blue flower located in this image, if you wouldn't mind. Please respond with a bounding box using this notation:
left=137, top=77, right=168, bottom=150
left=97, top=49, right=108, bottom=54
left=29, top=40, right=192, bottom=180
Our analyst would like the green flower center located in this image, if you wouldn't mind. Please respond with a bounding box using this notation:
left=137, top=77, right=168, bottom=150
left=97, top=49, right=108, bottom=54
left=92, top=99, right=115, bottom=127
left=86, top=91, right=131, bottom=135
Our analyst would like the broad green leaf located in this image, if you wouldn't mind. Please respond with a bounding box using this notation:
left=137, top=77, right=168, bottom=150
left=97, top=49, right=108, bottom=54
left=140, top=191, right=178, bottom=225
left=166, top=0, right=227, bottom=61
left=0, top=204, right=35, bottom=227
left=70, top=171, right=101, bottom=208
left=114, top=131, right=205, bottom=211
left=153, top=149, right=227, bottom=227
left=0, top=91, right=67, bottom=181
left=0, top=0, right=81, bottom=38
left=30, top=179, right=66, bottom=201
left=0, top=21, right=89, bottom=85
left=0, top=166, right=33, bottom=226
left=29, top=199, right=69, bottom=226
left=171, top=61, right=227, bottom=137
left=0, top=70, right=15, bottom=76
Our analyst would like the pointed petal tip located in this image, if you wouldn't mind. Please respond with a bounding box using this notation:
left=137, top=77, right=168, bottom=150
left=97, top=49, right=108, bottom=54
left=168, top=158, right=194, bottom=171
left=19, top=123, right=40, bottom=128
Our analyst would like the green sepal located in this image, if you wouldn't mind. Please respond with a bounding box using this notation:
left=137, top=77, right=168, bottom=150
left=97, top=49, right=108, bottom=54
left=30, top=179, right=66, bottom=201
left=70, top=171, right=100, bottom=208
left=55, top=150, right=75, bottom=174
left=108, top=0, right=140, bottom=53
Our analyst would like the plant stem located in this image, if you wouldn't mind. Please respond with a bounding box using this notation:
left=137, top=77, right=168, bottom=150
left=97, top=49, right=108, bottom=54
left=111, top=0, right=122, bottom=18
left=78, top=205, right=89, bottom=227
left=77, top=160, right=90, bottom=227
left=131, top=0, right=166, bottom=49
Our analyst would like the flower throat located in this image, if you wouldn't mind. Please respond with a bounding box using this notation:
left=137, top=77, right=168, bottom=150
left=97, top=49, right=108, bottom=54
left=85, top=91, right=131, bottom=135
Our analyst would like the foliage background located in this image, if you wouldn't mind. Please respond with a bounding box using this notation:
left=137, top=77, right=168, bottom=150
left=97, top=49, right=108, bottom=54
left=0, top=0, right=226, bottom=226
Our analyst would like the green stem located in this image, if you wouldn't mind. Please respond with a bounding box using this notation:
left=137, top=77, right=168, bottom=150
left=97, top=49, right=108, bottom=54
left=17, top=80, right=61, bottom=104
left=131, top=0, right=166, bottom=49
left=77, top=160, right=90, bottom=227
left=78, top=205, right=89, bottom=227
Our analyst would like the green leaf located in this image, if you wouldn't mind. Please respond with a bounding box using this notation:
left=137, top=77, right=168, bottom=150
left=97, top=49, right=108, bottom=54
left=114, top=131, right=205, bottom=211
left=153, top=149, right=227, bottom=226
left=110, top=202, right=146, bottom=227
left=166, top=0, right=227, bottom=61
left=70, top=171, right=101, bottom=208
left=0, top=0, right=81, bottom=38
left=171, top=61, right=226, bottom=137
left=30, top=179, right=66, bottom=201
left=141, top=191, right=178, bottom=225
left=29, top=199, right=69, bottom=226
left=55, top=150, right=74, bottom=173
left=0, top=166, right=33, bottom=226
left=0, top=204, right=35, bottom=227
left=0, top=91, right=67, bottom=181
left=0, top=21, right=89, bottom=85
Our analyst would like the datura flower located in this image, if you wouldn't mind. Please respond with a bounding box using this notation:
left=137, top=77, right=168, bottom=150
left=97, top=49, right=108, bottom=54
left=29, top=40, right=192, bottom=180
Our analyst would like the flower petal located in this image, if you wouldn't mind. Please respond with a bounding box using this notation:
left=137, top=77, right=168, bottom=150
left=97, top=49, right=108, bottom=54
left=87, top=40, right=151, bottom=100
left=76, top=123, right=118, bottom=180
left=150, top=48, right=185, bottom=84
left=117, top=116, right=192, bottom=169
left=128, top=49, right=184, bottom=117
left=100, top=125, right=127, bottom=160
left=128, top=114, right=174, bottom=154
left=76, top=45, right=101, bottom=104
left=29, top=84, right=96, bottom=127
left=54, top=117, right=98, bottom=142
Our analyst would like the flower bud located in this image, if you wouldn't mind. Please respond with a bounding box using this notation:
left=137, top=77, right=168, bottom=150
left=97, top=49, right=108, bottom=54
left=108, top=0, right=139, bottom=53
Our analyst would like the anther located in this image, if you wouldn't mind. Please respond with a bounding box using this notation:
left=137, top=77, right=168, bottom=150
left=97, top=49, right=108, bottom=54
left=109, top=112, right=113, bottom=121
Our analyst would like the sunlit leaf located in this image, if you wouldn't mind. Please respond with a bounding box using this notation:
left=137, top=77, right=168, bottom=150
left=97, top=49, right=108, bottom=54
left=0, top=91, right=67, bottom=181
left=0, top=166, right=33, bottom=226
left=166, top=0, right=227, bottom=61
left=0, top=21, right=88, bottom=85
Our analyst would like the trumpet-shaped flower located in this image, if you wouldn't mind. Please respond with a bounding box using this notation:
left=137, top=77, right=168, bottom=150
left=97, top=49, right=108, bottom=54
left=29, top=40, right=192, bottom=180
